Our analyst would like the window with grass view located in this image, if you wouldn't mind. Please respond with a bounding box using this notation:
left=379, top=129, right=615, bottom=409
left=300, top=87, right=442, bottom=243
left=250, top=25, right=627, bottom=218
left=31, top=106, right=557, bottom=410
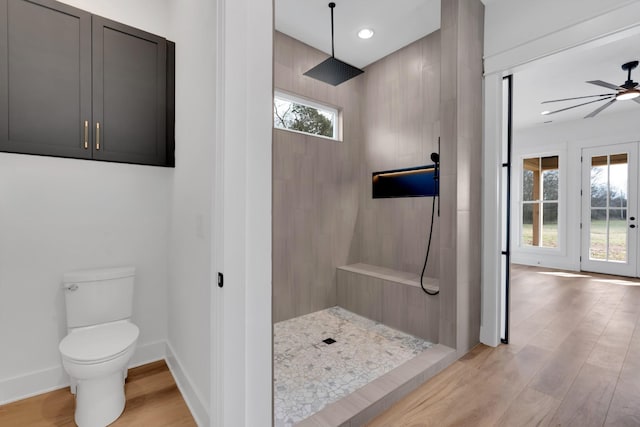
left=522, top=156, right=559, bottom=248
left=273, top=91, right=338, bottom=140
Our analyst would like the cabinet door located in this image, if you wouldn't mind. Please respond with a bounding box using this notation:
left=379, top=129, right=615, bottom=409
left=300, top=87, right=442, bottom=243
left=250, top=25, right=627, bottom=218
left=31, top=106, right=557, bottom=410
left=92, top=16, right=167, bottom=166
left=0, top=0, right=92, bottom=159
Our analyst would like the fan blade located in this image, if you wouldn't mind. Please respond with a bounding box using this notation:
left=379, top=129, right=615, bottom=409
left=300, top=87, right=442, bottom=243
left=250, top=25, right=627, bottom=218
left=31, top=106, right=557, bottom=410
left=585, top=98, right=616, bottom=118
left=542, top=93, right=613, bottom=104
left=587, top=80, right=623, bottom=91
left=543, top=96, right=614, bottom=116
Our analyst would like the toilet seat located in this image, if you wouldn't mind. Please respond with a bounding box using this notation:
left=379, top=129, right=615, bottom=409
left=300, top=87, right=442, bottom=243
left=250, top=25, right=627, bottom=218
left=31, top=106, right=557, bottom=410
left=60, top=322, right=139, bottom=364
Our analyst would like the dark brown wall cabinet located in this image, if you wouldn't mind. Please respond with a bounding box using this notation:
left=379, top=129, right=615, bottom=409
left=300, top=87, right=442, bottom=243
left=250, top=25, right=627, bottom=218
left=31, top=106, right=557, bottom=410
left=0, top=0, right=175, bottom=167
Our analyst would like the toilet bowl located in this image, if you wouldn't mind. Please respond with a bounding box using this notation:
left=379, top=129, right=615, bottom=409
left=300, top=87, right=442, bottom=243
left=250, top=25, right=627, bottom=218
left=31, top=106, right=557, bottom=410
left=59, top=266, right=138, bottom=427
left=60, top=320, right=139, bottom=427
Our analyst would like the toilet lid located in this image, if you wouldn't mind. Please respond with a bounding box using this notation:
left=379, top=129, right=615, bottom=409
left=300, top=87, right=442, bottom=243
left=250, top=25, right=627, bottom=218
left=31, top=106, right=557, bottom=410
left=59, top=322, right=139, bottom=363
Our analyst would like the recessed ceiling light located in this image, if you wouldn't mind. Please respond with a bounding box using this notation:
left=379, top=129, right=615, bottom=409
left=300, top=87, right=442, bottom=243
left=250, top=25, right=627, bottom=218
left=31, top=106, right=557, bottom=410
left=541, top=110, right=550, bottom=115
left=358, top=28, right=374, bottom=39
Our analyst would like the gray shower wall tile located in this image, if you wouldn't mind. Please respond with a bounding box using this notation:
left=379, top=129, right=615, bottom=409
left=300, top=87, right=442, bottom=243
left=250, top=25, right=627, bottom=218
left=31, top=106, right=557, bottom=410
left=356, top=32, right=442, bottom=276
left=272, top=31, right=362, bottom=322
left=380, top=280, right=409, bottom=333
left=336, top=270, right=383, bottom=322
left=380, top=279, right=440, bottom=343
left=438, top=0, right=484, bottom=352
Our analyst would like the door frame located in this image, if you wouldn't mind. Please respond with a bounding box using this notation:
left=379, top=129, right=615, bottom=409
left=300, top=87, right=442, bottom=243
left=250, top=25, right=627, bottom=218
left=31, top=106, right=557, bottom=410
left=212, top=0, right=273, bottom=425
left=580, top=142, right=638, bottom=277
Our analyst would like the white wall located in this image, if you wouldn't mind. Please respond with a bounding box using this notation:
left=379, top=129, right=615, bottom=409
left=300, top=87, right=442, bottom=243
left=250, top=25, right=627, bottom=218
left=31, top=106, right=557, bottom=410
left=164, top=0, right=216, bottom=424
left=511, top=109, right=640, bottom=270
left=59, top=0, right=169, bottom=35
left=0, top=0, right=172, bottom=405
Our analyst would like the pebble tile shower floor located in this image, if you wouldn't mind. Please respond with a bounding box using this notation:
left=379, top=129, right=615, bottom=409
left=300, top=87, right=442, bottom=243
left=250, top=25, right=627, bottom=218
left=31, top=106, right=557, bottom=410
left=273, top=306, right=432, bottom=426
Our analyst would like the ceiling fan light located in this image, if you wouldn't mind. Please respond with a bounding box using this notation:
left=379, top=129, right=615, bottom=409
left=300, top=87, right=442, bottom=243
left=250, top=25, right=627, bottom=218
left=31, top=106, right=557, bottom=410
left=616, top=89, right=640, bottom=101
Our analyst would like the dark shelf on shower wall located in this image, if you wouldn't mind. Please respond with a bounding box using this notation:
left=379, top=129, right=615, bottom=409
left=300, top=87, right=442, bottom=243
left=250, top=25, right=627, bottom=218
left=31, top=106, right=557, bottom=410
left=372, top=165, right=439, bottom=199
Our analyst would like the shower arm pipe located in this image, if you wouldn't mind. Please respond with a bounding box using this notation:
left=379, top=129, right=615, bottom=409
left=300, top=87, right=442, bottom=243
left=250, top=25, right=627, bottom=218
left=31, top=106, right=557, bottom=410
left=330, top=2, right=335, bottom=57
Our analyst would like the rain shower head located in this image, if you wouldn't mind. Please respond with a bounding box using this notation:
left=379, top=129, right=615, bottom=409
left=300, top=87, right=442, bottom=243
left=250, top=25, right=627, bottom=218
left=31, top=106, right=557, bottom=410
left=304, top=2, right=364, bottom=86
left=304, top=57, right=364, bottom=86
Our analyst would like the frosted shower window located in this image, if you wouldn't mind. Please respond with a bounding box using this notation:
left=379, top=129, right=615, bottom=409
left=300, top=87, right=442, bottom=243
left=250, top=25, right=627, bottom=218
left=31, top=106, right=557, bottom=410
left=273, top=91, right=339, bottom=140
left=521, top=155, right=559, bottom=248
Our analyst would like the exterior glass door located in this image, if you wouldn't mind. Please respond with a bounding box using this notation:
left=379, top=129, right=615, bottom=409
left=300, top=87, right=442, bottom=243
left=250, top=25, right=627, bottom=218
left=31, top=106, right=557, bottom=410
left=581, top=143, right=638, bottom=276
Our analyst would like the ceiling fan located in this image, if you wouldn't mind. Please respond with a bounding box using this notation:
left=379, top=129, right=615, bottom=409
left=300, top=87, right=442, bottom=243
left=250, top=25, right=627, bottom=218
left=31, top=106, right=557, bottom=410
left=541, top=60, right=640, bottom=118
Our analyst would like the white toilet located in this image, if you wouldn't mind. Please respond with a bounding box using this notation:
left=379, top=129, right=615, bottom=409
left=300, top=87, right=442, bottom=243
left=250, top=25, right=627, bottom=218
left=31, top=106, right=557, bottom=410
left=59, top=266, right=139, bottom=427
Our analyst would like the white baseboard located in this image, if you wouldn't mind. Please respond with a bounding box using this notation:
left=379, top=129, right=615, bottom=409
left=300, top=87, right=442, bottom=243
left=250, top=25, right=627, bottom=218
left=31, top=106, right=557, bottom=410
left=480, top=325, right=501, bottom=347
left=0, top=364, right=68, bottom=405
left=130, top=339, right=167, bottom=368
left=0, top=340, right=166, bottom=406
left=165, top=342, right=209, bottom=427
left=511, top=254, right=579, bottom=272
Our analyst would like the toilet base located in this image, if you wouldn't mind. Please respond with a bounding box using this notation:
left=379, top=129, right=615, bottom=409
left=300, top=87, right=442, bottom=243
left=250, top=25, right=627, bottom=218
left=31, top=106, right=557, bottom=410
left=74, top=370, right=126, bottom=427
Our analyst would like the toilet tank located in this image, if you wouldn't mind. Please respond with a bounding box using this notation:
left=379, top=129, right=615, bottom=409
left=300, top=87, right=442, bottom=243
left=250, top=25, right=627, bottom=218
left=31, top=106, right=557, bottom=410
left=63, top=266, right=135, bottom=328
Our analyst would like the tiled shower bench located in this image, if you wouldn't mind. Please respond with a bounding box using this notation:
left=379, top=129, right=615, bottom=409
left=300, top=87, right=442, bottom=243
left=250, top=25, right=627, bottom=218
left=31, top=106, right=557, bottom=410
left=336, top=263, right=440, bottom=343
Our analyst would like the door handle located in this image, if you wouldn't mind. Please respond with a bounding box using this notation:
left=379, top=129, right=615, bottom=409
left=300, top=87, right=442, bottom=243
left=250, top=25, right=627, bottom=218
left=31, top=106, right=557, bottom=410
left=631, top=224, right=636, bottom=229
left=96, top=122, right=100, bottom=150
left=631, top=217, right=636, bottom=221
left=83, top=120, right=89, bottom=149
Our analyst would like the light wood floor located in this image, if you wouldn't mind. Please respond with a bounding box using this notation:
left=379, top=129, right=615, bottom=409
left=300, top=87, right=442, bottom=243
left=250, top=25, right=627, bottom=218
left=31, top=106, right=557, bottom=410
left=0, top=360, right=196, bottom=426
left=368, top=264, right=640, bottom=427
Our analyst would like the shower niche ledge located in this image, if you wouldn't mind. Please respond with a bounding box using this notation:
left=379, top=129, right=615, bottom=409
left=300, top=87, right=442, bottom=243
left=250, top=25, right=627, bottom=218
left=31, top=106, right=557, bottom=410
left=336, top=263, right=439, bottom=343
left=338, top=263, right=438, bottom=292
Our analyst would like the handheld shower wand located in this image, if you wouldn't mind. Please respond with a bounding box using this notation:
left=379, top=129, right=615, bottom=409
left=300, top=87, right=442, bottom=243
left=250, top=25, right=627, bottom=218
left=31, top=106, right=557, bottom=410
left=420, top=142, right=441, bottom=296
left=430, top=146, right=440, bottom=217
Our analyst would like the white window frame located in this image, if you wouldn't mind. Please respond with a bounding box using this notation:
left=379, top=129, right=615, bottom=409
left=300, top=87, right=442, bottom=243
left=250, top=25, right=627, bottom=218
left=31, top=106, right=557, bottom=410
left=273, top=90, right=341, bottom=141
left=517, top=151, right=563, bottom=253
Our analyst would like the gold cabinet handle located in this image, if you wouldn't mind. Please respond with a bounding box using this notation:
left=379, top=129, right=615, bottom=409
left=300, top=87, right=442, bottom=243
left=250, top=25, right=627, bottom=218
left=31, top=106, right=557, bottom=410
left=83, top=120, right=89, bottom=149
left=96, top=122, right=100, bottom=150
